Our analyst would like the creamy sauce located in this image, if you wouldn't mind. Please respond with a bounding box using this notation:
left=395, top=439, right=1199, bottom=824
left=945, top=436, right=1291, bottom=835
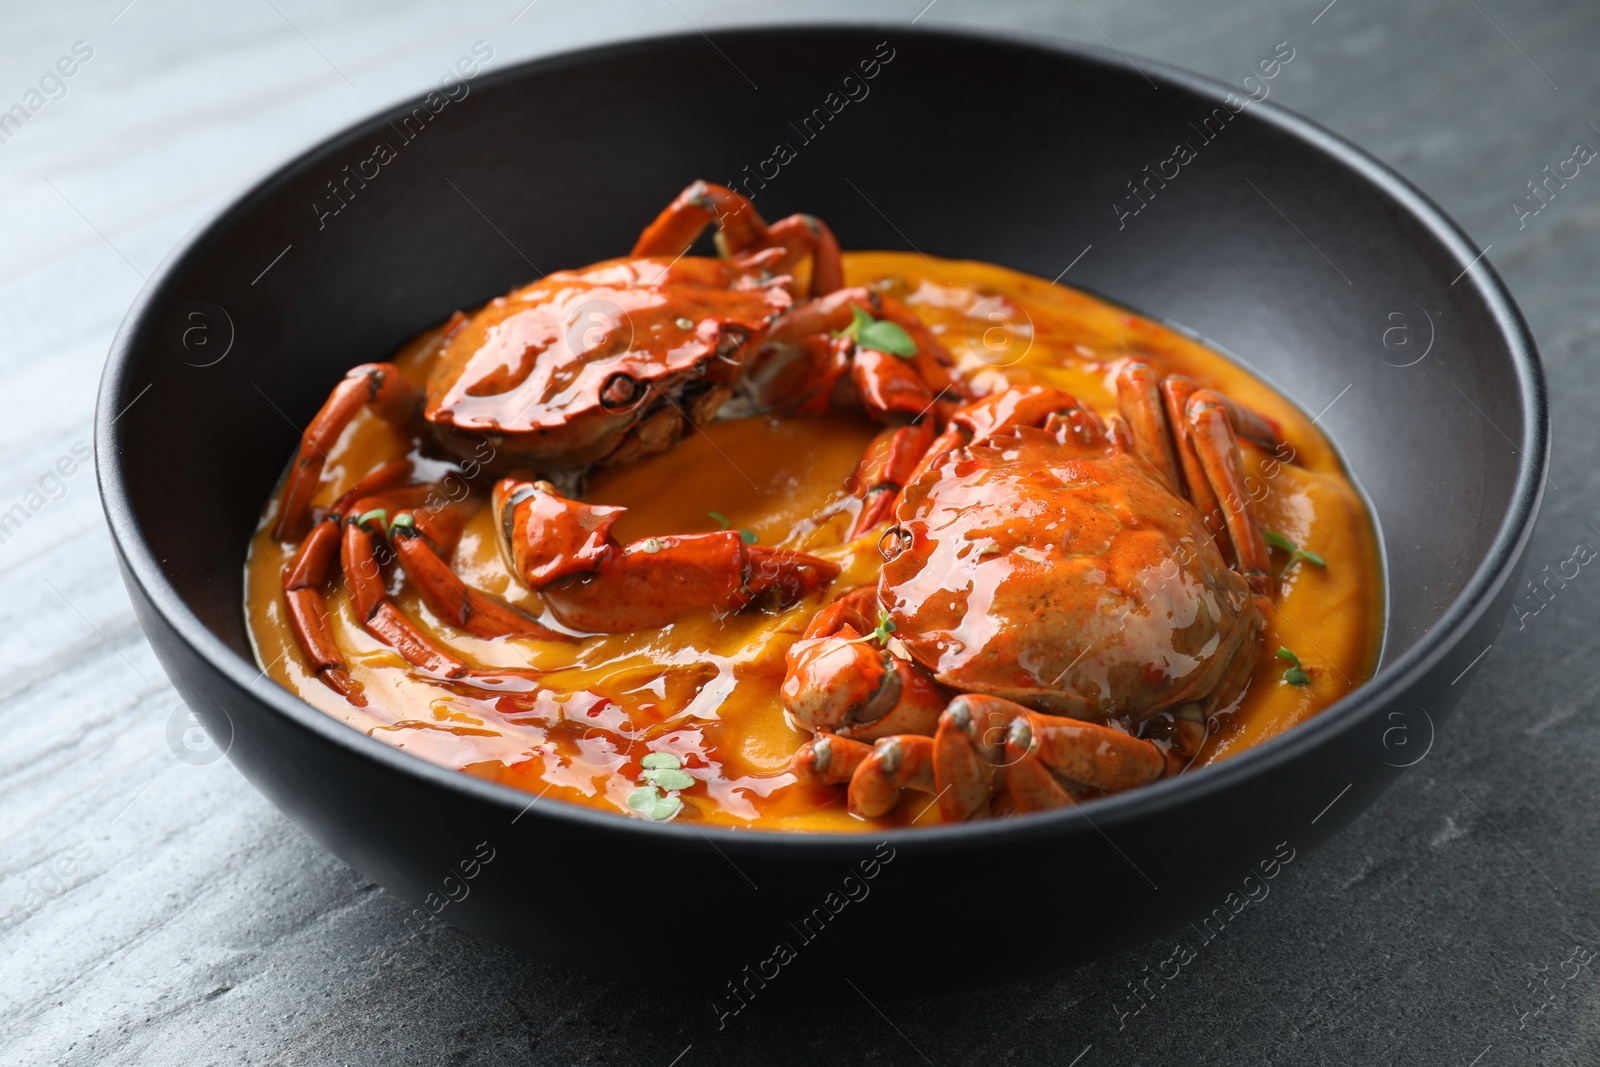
left=244, top=252, right=1384, bottom=832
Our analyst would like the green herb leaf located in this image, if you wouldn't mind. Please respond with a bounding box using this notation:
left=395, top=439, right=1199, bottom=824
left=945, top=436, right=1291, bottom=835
left=1264, top=528, right=1327, bottom=570
left=644, top=768, right=696, bottom=792
left=849, top=609, right=898, bottom=647
left=836, top=304, right=918, bottom=358
left=835, top=304, right=873, bottom=341
left=871, top=609, right=896, bottom=644
left=389, top=513, right=416, bottom=534
left=1264, top=529, right=1295, bottom=553
left=710, top=510, right=758, bottom=545
left=627, top=786, right=661, bottom=810
left=640, top=752, right=681, bottom=771
left=857, top=319, right=917, bottom=358
left=356, top=508, right=389, bottom=533
left=1276, top=646, right=1310, bottom=685
left=647, top=795, right=683, bottom=820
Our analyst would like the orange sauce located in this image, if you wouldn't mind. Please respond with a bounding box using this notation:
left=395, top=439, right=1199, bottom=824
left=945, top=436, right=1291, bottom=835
left=244, top=252, right=1384, bottom=831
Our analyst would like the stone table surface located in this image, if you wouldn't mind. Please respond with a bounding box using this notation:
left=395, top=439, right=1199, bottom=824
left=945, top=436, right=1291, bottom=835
left=3, top=0, right=1599, bottom=1063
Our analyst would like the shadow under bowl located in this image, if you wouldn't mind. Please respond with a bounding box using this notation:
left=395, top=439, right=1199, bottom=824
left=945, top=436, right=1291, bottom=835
left=97, top=24, right=1546, bottom=990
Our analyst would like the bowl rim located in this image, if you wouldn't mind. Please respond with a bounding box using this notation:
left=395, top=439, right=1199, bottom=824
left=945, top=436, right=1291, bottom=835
left=96, top=21, right=1548, bottom=854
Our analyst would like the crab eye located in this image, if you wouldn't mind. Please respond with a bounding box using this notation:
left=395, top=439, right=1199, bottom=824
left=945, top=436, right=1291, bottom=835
left=878, top=524, right=912, bottom=562
left=599, top=372, right=645, bottom=410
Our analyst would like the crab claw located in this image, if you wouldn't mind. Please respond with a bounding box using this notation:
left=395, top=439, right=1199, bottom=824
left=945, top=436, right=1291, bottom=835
left=494, top=479, right=839, bottom=632
left=780, top=588, right=945, bottom=740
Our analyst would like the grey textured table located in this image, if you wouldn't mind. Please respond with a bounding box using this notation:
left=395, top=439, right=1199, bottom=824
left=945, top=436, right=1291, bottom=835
left=3, top=1, right=1597, bottom=1063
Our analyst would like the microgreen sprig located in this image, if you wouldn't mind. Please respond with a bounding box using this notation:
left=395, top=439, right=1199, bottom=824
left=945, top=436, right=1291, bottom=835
left=836, top=304, right=918, bottom=359
left=708, top=510, right=758, bottom=545
left=355, top=507, right=389, bottom=533
left=627, top=751, right=694, bottom=820
left=1264, top=529, right=1326, bottom=571
left=850, top=608, right=897, bottom=647
left=1275, top=646, right=1311, bottom=686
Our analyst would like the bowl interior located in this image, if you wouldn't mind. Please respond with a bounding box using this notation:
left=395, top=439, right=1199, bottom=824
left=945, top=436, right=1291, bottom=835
left=103, top=26, right=1534, bottom=782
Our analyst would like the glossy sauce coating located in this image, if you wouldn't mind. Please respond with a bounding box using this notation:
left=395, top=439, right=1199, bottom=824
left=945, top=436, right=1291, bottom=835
left=244, top=252, right=1384, bottom=832
left=882, top=426, right=1257, bottom=719
left=425, top=257, right=789, bottom=469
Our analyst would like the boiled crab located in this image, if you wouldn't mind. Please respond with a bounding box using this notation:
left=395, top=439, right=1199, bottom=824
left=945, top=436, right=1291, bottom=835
left=272, top=182, right=962, bottom=702
left=785, top=369, right=1285, bottom=821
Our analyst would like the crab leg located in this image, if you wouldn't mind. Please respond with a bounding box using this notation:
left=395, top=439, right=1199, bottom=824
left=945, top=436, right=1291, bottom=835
left=323, top=458, right=413, bottom=522
left=932, top=695, right=1168, bottom=821
left=1155, top=376, right=1224, bottom=540
left=632, top=181, right=769, bottom=261
left=735, top=213, right=844, bottom=295
left=280, top=461, right=422, bottom=702
left=1120, top=365, right=1280, bottom=598
left=792, top=732, right=873, bottom=787
left=848, top=735, right=937, bottom=819
left=496, top=480, right=839, bottom=632
left=752, top=288, right=969, bottom=525
left=342, top=488, right=564, bottom=642
left=388, top=532, right=559, bottom=640
left=850, top=349, right=939, bottom=421
left=1001, top=721, right=1076, bottom=814
left=283, top=471, right=581, bottom=710
left=341, top=514, right=469, bottom=677
left=1186, top=390, right=1275, bottom=598
left=758, top=287, right=965, bottom=419
left=770, top=288, right=958, bottom=368
left=845, top=421, right=936, bottom=538
left=631, top=181, right=843, bottom=297
left=274, top=363, right=418, bottom=539
left=1117, top=362, right=1182, bottom=492
left=1191, top=384, right=1283, bottom=452
left=283, top=516, right=366, bottom=704
left=1020, top=708, right=1169, bottom=791
left=291, top=514, right=576, bottom=708
left=299, top=525, right=575, bottom=707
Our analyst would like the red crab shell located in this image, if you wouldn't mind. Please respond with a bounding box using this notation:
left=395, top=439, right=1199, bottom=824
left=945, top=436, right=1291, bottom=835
left=424, top=256, right=791, bottom=470
left=879, top=423, right=1261, bottom=721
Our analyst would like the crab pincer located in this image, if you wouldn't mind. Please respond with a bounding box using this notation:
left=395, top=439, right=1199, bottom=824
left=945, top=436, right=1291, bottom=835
left=780, top=588, right=945, bottom=740
left=494, top=479, right=840, bottom=633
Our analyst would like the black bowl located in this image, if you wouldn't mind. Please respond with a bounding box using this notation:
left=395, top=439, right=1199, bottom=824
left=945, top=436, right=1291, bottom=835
left=97, top=25, right=1546, bottom=990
